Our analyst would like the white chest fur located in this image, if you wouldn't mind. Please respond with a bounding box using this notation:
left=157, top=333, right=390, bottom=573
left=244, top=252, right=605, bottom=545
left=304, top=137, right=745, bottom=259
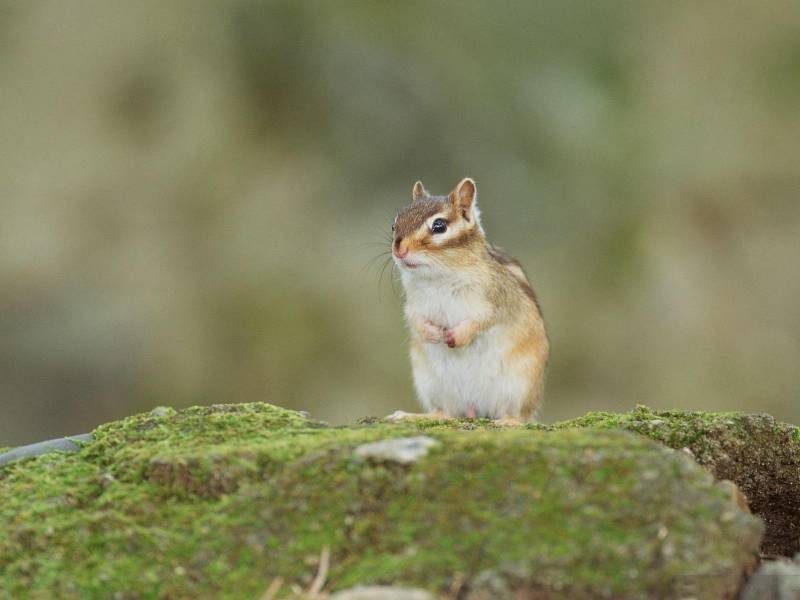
left=400, top=271, right=528, bottom=418
left=401, top=272, right=488, bottom=328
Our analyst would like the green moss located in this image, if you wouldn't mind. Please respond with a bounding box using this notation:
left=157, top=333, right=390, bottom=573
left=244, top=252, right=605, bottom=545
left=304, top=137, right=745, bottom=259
left=552, top=404, right=748, bottom=447
left=1, top=403, right=764, bottom=599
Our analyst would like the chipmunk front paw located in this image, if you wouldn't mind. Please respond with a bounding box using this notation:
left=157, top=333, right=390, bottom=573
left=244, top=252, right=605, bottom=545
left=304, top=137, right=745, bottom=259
left=417, top=319, right=445, bottom=344
left=445, top=320, right=477, bottom=348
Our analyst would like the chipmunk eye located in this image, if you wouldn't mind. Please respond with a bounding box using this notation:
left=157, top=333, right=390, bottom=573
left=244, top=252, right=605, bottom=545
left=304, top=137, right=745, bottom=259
left=431, top=218, right=448, bottom=234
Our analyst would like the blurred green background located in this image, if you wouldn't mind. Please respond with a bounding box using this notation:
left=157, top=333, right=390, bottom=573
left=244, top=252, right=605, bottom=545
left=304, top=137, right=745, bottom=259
left=1, top=1, right=799, bottom=446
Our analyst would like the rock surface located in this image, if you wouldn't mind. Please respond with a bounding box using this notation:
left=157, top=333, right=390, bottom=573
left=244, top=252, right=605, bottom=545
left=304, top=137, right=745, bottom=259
left=329, top=586, right=435, bottom=600
left=0, top=403, right=769, bottom=599
left=739, top=555, right=800, bottom=600
left=354, top=436, right=439, bottom=464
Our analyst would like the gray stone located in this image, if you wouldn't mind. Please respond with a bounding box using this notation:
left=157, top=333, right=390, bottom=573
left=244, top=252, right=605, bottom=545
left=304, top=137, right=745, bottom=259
left=354, top=436, right=439, bottom=464
left=739, top=555, right=800, bottom=600
left=330, top=586, right=435, bottom=600
left=0, top=433, right=94, bottom=466
left=149, top=406, right=174, bottom=418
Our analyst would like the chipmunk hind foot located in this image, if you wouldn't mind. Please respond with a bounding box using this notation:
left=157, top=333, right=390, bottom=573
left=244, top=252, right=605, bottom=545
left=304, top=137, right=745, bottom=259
left=386, top=410, right=452, bottom=423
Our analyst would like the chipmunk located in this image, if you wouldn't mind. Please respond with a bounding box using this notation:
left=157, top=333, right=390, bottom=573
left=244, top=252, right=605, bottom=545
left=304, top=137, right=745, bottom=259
left=388, top=178, right=549, bottom=425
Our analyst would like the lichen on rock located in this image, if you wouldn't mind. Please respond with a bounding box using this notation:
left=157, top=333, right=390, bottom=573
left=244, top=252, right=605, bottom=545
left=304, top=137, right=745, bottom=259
left=0, top=403, right=768, bottom=599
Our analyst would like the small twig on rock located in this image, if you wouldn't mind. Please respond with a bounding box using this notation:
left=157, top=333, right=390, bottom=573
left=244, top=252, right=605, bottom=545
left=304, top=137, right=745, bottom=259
left=260, top=577, right=283, bottom=600
left=447, top=572, right=466, bottom=599
left=307, top=546, right=331, bottom=597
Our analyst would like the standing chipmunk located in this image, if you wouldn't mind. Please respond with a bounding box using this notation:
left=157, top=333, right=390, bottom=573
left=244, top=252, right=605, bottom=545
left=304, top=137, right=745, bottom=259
left=388, top=178, right=549, bottom=425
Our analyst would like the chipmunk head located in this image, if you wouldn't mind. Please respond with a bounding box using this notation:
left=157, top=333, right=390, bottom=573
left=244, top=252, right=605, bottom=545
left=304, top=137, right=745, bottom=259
left=392, top=178, right=485, bottom=273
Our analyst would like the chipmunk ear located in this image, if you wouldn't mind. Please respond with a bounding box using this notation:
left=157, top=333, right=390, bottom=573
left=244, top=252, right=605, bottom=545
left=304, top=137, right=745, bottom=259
left=412, top=181, right=429, bottom=202
left=450, top=177, right=477, bottom=212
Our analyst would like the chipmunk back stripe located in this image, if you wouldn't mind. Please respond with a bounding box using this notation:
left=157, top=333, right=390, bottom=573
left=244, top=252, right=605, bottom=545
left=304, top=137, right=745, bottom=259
left=488, top=244, right=543, bottom=317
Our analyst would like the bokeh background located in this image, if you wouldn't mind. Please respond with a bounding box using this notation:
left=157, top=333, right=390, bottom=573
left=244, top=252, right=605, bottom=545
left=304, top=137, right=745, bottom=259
left=2, top=1, right=799, bottom=446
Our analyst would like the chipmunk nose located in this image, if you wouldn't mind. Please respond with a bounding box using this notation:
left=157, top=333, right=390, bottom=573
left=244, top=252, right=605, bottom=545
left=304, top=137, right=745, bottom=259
left=393, top=237, right=409, bottom=259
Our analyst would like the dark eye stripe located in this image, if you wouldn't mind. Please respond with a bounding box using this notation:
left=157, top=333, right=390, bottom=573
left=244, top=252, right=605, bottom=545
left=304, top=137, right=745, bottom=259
left=393, top=200, right=448, bottom=239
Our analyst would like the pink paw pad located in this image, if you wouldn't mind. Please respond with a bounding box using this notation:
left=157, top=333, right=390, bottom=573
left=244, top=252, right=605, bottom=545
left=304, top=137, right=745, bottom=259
left=445, top=330, right=456, bottom=348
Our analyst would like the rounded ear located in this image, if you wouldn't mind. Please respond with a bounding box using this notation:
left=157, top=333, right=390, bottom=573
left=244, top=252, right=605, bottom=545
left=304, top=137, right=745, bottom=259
left=412, top=181, right=429, bottom=202
left=450, top=177, right=477, bottom=211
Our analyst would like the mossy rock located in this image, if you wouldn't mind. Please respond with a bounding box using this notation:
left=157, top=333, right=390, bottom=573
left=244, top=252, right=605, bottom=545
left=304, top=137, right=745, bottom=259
left=0, top=403, right=764, bottom=599
left=554, top=405, right=800, bottom=558
left=397, top=405, right=800, bottom=559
